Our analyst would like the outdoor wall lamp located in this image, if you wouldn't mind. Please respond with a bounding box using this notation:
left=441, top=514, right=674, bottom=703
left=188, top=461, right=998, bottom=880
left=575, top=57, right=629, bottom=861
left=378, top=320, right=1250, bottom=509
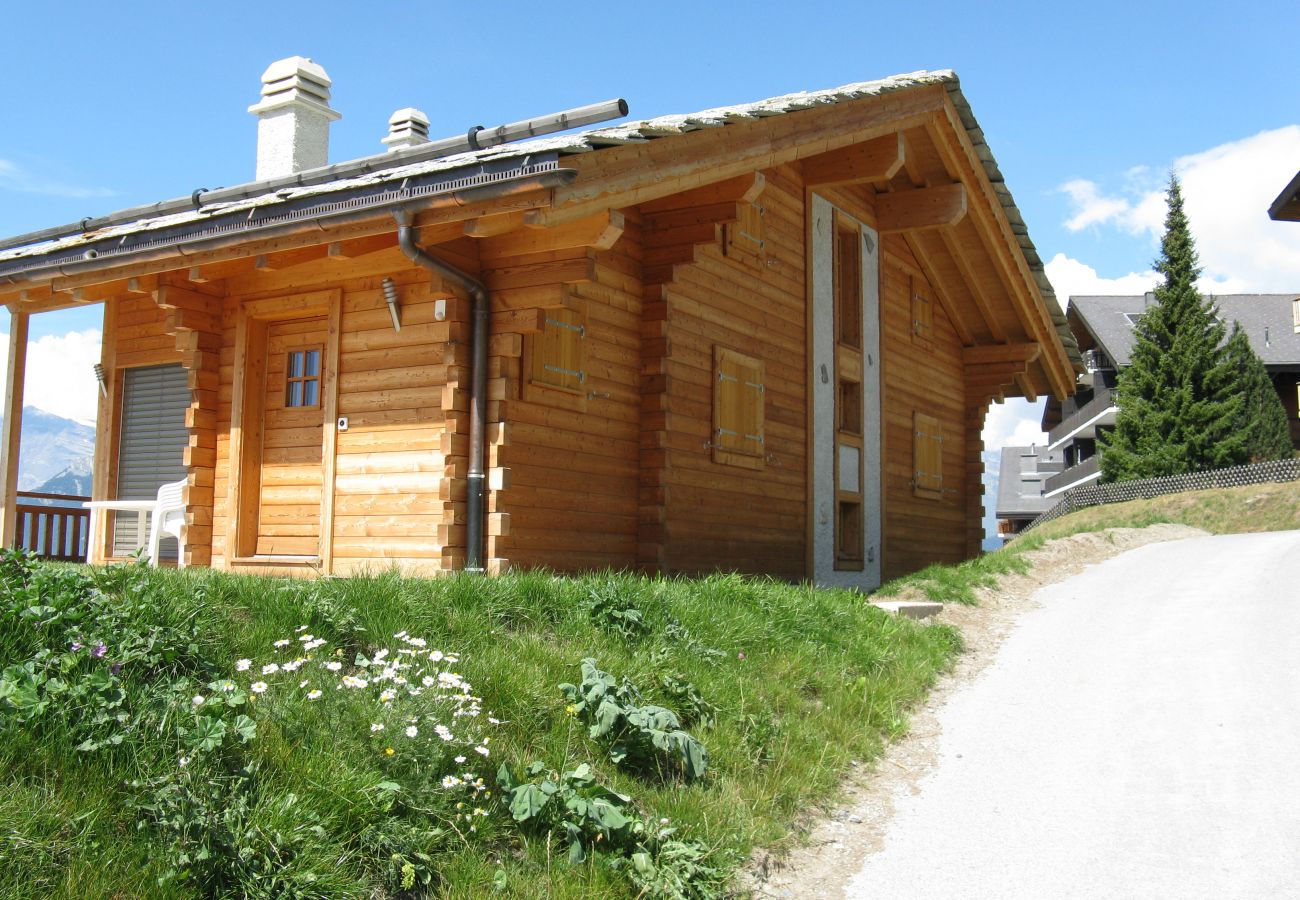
left=382, top=277, right=402, bottom=332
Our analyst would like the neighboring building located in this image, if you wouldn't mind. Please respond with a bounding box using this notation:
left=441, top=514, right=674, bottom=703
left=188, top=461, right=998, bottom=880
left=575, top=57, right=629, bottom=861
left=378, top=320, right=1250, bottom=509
left=994, top=444, right=1063, bottom=539
left=0, top=60, right=1080, bottom=590
left=1037, top=293, right=1300, bottom=500
left=1268, top=170, right=1300, bottom=224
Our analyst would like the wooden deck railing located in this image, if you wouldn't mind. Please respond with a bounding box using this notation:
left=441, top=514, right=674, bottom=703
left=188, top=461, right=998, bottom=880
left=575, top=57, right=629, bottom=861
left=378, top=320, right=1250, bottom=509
left=13, top=492, right=91, bottom=562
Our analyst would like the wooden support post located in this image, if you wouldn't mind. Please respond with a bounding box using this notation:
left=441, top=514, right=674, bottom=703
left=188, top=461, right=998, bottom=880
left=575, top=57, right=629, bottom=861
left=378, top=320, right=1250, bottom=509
left=877, top=183, right=967, bottom=233
left=0, top=310, right=28, bottom=549
left=801, top=133, right=905, bottom=187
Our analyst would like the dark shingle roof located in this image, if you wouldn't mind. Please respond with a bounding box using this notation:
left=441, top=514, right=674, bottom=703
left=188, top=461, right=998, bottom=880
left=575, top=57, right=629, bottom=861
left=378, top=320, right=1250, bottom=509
left=0, top=70, right=1080, bottom=374
left=1071, top=294, right=1300, bottom=368
left=994, top=444, right=1064, bottom=518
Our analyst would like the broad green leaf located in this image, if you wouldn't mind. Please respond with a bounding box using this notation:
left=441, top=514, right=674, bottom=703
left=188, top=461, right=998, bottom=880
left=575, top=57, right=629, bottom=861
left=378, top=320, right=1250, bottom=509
left=509, top=784, right=548, bottom=822
left=232, top=714, right=257, bottom=743
left=588, top=798, right=629, bottom=830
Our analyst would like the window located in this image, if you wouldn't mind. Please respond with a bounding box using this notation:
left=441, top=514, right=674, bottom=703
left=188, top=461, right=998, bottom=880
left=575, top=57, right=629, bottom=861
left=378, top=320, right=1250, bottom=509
left=724, top=201, right=765, bottom=267
left=115, top=364, right=189, bottom=558
left=913, top=411, right=943, bottom=500
left=835, top=218, right=862, bottom=347
left=712, top=346, right=765, bottom=469
left=285, top=348, right=321, bottom=408
left=528, top=305, right=587, bottom=395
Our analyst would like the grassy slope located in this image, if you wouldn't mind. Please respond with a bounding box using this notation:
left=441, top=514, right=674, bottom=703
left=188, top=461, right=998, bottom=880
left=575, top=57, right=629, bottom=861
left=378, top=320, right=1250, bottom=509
left=1023, top=479, right=1300, bottom=543
left=878, top=479, right=1300, bottom=606
left=0, top=566, right=960, bottom=899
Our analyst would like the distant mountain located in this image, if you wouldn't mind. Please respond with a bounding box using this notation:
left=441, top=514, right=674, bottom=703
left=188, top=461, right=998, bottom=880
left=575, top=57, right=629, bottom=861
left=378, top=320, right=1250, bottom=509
left=32, top=457, right=93, bottom=502
left=0, top=406, right=95, bottom=491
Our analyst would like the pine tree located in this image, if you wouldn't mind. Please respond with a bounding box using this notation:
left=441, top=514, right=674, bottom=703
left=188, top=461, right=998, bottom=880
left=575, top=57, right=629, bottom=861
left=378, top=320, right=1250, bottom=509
left=1100, top=175, right=1247, bottom=481
left=1222, top=323, right=1293, bottom=462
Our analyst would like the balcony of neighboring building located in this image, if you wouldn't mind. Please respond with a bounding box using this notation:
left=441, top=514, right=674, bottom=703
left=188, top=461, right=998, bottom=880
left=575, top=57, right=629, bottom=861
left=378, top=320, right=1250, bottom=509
left=1047, top=383, right=1118, bottom=451
left=1044, top=453, right=1102, bottom=497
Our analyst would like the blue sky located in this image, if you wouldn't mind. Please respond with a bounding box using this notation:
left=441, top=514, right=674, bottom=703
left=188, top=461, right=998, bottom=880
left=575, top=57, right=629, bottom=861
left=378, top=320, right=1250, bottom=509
left=2, top=0, right=1298, bottom=437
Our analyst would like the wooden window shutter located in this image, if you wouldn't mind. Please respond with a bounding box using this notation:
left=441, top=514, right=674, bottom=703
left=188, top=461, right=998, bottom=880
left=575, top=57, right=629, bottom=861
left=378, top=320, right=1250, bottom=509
left=528, top=303, right=587, bottom=395
left=913, top=411, right=943, bottom=499
left=713, top=346, right=765, bottom=469
left=724, top=202, right=765, bottom=266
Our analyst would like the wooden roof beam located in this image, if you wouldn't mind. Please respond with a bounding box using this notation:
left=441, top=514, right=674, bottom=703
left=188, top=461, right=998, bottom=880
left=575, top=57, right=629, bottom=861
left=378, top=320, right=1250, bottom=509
left=6, top=286, right=81, bottom=315
left=877, top=183, right=966, bottom=234
left=1014, top=372, right=1038, bottom=403
left=638, top=171, right=766, bottom=214
left=937, top=228, right=1009, bottom=343
left=923, top=113, right=1074, bottom=398
left=801, top=133, right=905, bottom=187
left=536, top=84, right=948, bottom=226
left=327, top=233, right=398, bottom=261
left=480, top=210, right=626, bottom=260
left=463, top=211, right=528, bottom=239
left=962, top=342, right=1040, bottom=367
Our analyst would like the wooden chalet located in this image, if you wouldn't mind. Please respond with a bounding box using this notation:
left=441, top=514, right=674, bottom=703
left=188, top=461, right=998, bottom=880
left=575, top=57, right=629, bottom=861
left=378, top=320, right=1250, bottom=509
left=0, top=60, right=1079, bottom=590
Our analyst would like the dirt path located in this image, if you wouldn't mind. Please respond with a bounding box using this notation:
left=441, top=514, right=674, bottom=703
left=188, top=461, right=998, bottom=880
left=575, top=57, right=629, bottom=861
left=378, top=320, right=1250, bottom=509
left=740, top=523, right=1208, bottom=899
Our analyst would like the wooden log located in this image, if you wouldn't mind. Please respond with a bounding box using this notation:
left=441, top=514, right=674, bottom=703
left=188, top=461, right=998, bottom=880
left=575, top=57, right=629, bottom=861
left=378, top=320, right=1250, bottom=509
left=877, top=183, right=967, bottom=233
left=801, top=133, right=905, bottom=187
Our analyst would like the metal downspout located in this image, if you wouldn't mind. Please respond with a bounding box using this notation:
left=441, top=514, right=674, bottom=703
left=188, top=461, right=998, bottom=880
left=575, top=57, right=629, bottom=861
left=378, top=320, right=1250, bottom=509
left=394, top=211, right=489, bottom=572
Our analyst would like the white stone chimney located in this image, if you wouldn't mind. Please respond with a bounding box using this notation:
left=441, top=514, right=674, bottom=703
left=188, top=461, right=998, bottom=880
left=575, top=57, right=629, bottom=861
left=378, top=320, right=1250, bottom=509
left=382, top=108, right=430, bottom=151
left=248, top=56, right=341, bottom=180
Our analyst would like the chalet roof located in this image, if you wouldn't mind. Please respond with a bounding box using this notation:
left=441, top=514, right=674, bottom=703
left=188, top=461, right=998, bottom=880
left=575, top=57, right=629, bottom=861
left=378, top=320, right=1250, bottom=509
left=1071, top=294, right=1300, bottom=369
left=0, top=69, right=1079, bottom=366
left=994, top=444, right=1064, bottom=519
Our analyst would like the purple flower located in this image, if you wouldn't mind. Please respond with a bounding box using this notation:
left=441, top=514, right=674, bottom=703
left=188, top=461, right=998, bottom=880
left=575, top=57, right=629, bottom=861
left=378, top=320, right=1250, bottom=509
left=92, top=643, right=108, bottom=659
left=109, top=663, right=123, bottom=676
left=70, top=641, right=84, bottom=652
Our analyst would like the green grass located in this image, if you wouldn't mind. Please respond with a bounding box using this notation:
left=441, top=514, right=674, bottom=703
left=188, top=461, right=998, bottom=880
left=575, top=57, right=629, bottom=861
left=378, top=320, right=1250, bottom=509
left=874, top=547, right=1033, bottom=605
left=0, top=561, right=961, bottom=899
left=878, top=479, right=1300, bottom=606
left=1019, top=478, right=1300, bottom=545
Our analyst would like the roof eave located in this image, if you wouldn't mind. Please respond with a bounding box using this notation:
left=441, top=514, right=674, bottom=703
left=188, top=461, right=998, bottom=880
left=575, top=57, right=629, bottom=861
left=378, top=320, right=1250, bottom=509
left=1268, top=170, right=1300, bottom=222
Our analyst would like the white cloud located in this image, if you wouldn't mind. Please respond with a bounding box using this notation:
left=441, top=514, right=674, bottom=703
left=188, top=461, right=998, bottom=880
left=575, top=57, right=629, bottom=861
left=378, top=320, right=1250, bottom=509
left=1061, top=179, right=1132, bottom=232
left=1175, top=126, right=1300, bottom=291
left=1044, top=253, right=1158, bottom=301
left=1056, top=125, right=1300, bottom=291
left=0, top=158, right=115, bottom=200
left=981, top=397, right=1047, bottom=453
left=0, top=329, right=103, bottom=425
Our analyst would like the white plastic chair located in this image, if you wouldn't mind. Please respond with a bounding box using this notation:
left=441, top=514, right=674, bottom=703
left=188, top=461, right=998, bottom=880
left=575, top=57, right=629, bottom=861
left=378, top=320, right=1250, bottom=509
left=84, top=478, right=188, bottom=567
left=146, top=479, right=187, bottom=568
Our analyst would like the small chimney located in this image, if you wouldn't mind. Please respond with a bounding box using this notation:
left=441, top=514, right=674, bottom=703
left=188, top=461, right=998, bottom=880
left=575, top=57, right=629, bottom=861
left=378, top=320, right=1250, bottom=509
left=248, top=56, right=341, bottom=180
left=382, top=107, right=431, bottom=151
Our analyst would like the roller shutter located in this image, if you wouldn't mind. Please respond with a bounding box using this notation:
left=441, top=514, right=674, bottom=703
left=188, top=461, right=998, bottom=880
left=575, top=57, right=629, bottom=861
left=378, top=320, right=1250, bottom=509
left=113, top=364, right=189, bottom=557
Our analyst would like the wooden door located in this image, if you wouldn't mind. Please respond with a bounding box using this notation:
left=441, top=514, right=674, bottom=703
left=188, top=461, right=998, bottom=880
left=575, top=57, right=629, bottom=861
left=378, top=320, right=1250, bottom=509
left=810, top=195, right=882, bottom=589
left=256, top=317, right=327, bottom=556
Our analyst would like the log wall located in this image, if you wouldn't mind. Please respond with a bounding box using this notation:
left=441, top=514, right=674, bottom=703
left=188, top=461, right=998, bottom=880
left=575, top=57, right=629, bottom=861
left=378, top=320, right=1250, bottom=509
left=647, top=165, right=809, bottom=577
left=97, top=179, right=982, bottom=581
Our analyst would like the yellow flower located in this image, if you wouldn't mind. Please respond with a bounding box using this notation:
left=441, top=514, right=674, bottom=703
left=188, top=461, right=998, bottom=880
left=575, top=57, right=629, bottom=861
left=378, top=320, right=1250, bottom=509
left=384, top=747, right=395, bottom=756
left=564, top=705, right=577, bottom=716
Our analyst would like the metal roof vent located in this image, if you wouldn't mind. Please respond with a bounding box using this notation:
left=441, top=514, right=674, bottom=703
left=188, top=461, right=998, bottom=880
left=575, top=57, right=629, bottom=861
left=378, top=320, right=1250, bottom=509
left=247, top=56, right=341, bottom=180
left=382, top=108, right=431, bottom=151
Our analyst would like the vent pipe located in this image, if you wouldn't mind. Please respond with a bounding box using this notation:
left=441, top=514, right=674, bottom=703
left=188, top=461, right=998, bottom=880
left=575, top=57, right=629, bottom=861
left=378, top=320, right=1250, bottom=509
left=382, top=108, right=430, bottom=151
